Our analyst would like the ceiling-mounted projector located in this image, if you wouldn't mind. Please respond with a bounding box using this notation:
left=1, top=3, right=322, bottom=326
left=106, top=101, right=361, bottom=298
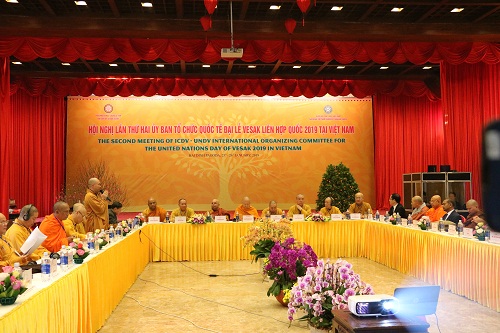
left=221, top=48, right=244, bottom=58
left=348, top=295, right=399, bottom=317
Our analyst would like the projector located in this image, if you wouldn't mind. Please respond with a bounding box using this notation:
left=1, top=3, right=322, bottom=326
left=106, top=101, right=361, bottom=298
left=348, top=294, right=399, bottom=317
left=221, top=48, right=244, bottom=59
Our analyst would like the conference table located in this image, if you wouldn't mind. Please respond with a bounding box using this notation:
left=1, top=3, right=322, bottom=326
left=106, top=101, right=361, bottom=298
left=1, top=220, right=498, bottom=333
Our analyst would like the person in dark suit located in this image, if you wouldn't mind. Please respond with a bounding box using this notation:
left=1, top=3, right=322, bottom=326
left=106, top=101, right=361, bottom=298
left=442, top=199, right=462, bottom=224
left=388, top=193, right=407, bottom=218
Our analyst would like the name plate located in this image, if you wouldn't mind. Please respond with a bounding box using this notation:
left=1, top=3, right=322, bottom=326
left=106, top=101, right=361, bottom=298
left=448, top=225, right=456, bottom=235
left=293, top=214, right=305, bottom=221
left=431, top=223, right=438, bottom=231
left=401, top=219, right=407, bottom=226
left=148, top=216, right=160, bottom=223
left=379, top=216, right=385, bottom=222
left=350, top=213, right=361, bottom=220
left=214, top=216, right=227, bottom=222
left=271, top=215, right=282, bottom=221
left=490, top=231, right=500, bottom=244
left=174, top=216, right=186, bottom=223
left=463, top=228, right=474, bottom=238
left=331, top=214, right=343, bottom=220
left=242, top=215, right=254, bottom=222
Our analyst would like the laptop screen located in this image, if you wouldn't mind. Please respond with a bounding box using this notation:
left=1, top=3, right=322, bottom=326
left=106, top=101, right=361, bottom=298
left=394, top=286, right=440, bottom=316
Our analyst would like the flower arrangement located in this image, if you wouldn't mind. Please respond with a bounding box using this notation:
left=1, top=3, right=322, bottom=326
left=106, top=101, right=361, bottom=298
left=188, top=214, right=212, bottom=224
left=417, top=220, right=427, bottom=230
left=242, top=219, right=293, bottom=263
left=388, top=214, right=397, bottom=225
left=93, top=229, right=108, bottom=248
left=287, top=258, right=374, bottom=330
left=0, top=266, right=28, bottom=304
left=305, top=213, right=329, bottom=222
left=68, top=241, right=90, bottom=260
left=475, top=220, right=486, bottom=241
left=119, top=220, right=131, bottom=236
left=264, top=238, right=317, bottom=297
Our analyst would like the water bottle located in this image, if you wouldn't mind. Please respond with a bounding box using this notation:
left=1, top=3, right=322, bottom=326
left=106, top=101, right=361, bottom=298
left=235, top=211, right=239, bottom=222
left=115, top=223, right=122, bottom=237
left=60, top=246, right=68, bottom=271
left=41, top=252, right=51, bottom=282
left=375, top=210, right=380, bottom=221
left=485, top=226, right=490, bottom=241
left=87, top=233, right=95, bottom=252
left=265, top=209, right=271, bottom=219
left=166, top=212, right=170, bottom=223
left=282, top=210, right=286, bottom=219
left=438, top=218, right=444, bottom=232
left=13, top=262, right=23, bottom=276
left=68, top=247, right=74, bottom=266
left=396, top=213, right=402, bottom=225
left=346, top=211, right=351, bottom=220
left=425, top=218, right=431, bottom=230
left=109, top=226, right=115, bottom=243
left=367, top=209, right=373, bottom=220
left=407, top=214, right=413, bottom=226
left=457, top=220, right=464, bottom=237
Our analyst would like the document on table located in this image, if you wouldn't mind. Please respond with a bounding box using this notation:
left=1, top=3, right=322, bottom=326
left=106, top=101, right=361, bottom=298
left=20, top=227, right=47, bottom=256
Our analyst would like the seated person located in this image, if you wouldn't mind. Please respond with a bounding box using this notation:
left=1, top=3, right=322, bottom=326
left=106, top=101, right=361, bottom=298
left=170, top=198, right=195, bottom=222
left=347, top=192, right=372, bottom=215
left=387, top=193, right=407, bottom=218
left=210, top=199, right=231, bottom=220
left=5, top=204, right=48, bottom=261
left=442, top=199, right=462, bottom=224
left=1, top=213, right=30, bottom=267
left=63, top=203, right=87, bottom=241
left=465, top=199, right=486, bottom=229
left=143, top=197, right=167, bottom=222
left=40, top=201, right=72, bottom=253
left=287, top=194, right=312, bottom=218
left=410, top=196, right=429, bottom=220
left=448, top=192, right=463, bottom=210
left=261, top=200, right=283, bottom=218
left=424, top=195, right=446, bottom=222
left=319, top=197, right=341, bottom=217
left=234, top=197, right=260, bottom=220
left=108, top=201, right=122, bottom=227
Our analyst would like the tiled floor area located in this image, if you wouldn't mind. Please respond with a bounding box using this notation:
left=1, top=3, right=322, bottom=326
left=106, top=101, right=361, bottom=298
left=98, top=259, right=500, bottom=333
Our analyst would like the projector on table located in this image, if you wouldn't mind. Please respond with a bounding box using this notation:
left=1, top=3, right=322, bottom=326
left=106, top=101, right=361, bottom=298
left=221, top=48, right=243, bottom=59
left=348, top=294, right=399, bottom=317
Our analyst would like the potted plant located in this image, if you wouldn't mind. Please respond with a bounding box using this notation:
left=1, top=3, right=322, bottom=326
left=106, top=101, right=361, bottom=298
left=68, top=241, right=90, bottom=264
left=0, top=266, right=28, bottom=306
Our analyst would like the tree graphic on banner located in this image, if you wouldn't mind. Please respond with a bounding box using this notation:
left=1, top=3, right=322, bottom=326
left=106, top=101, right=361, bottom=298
left=171, top=114, right=277, bottom=206
left=316, top=162, right=359, bottom=212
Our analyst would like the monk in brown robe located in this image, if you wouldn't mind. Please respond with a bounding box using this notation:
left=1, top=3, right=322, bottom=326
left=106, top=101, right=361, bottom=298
left=142, top=197, right=168, bottom=222
left=84, top=177, right=109, bottom=232
left=40, top=201, right=72, bottom=253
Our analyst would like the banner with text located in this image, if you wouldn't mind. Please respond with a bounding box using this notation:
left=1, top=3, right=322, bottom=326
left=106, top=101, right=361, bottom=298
left=66, top=96, right=374, bottom=212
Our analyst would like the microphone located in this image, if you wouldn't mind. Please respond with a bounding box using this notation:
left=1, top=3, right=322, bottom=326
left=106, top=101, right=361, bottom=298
left=99, top=189, right=112, bottom=202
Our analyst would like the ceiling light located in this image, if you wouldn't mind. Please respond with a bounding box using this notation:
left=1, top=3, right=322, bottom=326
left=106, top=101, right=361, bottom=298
left=331, top=6, right=343, bottom=11
left=74, top=1, right=87, bottom=5
left=293, top=65, right=302, bottom=69
left=336, top=66, right=345, bottom=69
left=451, top=8, right=464, bottom=13
left=423, top=66, right=432, bottom=70
left=156, top=64, right=165, bottom=68
left=248, top=65, right=256, bottom=68
left=391, top=7, right=404, bottom=12
left=380, top=66, right=389, bottom=70
left=6, top=0, right=20, bottom=3
left=269, top=5, right=281, bottom=10
left=202, top=64, right=211, bottom=68
left=61, top=63, right=71, bottom=66
left=11, top=61, right=22, bottom=65
left=109, top=63, right=118, bottom=67
left=141, top=2, right=153, bottom=7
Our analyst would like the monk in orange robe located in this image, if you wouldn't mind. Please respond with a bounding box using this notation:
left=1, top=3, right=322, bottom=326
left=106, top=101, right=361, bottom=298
left=425, top=195, right=446, bottom=222
left=84, top=178, right=109, bottom=232
left=40, top=201, right=71, bottom=253
left=142, top=197, right=168, bottom=222
left=234, top=197, right=260, bottom=220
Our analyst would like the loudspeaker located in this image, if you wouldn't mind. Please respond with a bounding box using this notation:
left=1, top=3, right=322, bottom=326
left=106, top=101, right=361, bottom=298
left=427, top=165, right=437, bottom=172
left=440, top=165, right=451, bottom=172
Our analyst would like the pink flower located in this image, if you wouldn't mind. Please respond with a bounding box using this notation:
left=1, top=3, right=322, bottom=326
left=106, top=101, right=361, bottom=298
left=12, top=280, right=22, bottom=290
left=69, top=242, right=76, bottom=247
left=2, top=266, right=14, bottom=273
left=77, top=249, right=85, bottom=256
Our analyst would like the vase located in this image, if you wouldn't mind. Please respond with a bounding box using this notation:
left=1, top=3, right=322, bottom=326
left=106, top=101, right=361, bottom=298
left=477, top=234, right=486, bottom=241
left=74, top=258, right=85, bottom=264
left=0, top=296, right=18, bottom=306
left=309, top=326, right=331, bottom=333
left=275, top=290, right=288, bottom=307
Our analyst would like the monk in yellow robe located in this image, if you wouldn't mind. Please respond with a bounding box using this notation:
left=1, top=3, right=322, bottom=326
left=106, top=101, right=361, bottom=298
left=63, top=203, right=87, bottom=241
left=5, top=204, right=48, bottom=261
left=40, top=202, right=71, bottom=253
left=1, top=213, right=30, bottom=267
left=287, top=194, right=312, bottom=218
left=84, top=177, right=109, bottom=232
left=261, top=200, right=283, bottom=218
left=320, top=197, right=342, bottom=217
left=234, top=197, right=260, bottom=220
left=347, top=192, right=372, bottom=215
left=170, top=198, right=195, bottom=222
left=425, top=195, right=446, bottom=222
left=143, top=197, right=168, bottom=222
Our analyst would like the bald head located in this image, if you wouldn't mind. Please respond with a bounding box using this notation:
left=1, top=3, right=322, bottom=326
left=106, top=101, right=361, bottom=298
left=53, top=201, right=70, bottom=220
left=73, top=203, right=86, bottom=214
left=296, top=194, right=305, bottom=206
left=88, top=177, right=102, bottom=194
left=0, top=213, right=7, bottom=234
left=411, top=196, right=423, bottom=208
left=148, top=197, right=157, bottom=211
left=242, top=197, right=251, bottom=209
left=466, top=199, right=480, bottom=215
left=72, top=203, right=87, bottom=223
left=430, top=195, right=442, bottom=208
left=355, top=192, right=364, bottom=205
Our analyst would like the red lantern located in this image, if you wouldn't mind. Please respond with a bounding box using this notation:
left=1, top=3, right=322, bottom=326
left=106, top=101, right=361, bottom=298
left=296, top=0, right=311, bottom=26
left=285, top=18, right=297, bottom=35
left=204, top=0, right=218, bottom=15
left=200, top=15, right=212, bottom=31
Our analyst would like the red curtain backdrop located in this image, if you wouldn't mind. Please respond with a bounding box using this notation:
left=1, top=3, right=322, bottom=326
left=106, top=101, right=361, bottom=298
left=10, top=77, right=437, bottom=100
left=8, top=90, right=66, bottom=216
left=0, top=57, right=11, bottom=216
left=441, top=62, right=500, bottom=205
left=373, top=95, right=444, bottom=210
left=0, top=38, right=498, bottom=64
